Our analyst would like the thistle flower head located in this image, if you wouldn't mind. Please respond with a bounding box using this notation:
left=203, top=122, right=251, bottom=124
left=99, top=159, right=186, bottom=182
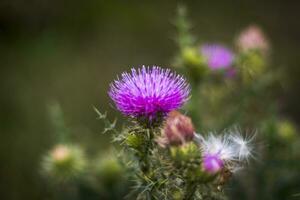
left=201, top=44, right=234, bottom=70
left=109, top=66, right=190, bottom=122
left=200, top=134, right=236, bottom=162
left=198, top=131, right=254, bottom=173
left=236, top=25, right=269, bottom=53
left=158, top=111, right=195, bottom=146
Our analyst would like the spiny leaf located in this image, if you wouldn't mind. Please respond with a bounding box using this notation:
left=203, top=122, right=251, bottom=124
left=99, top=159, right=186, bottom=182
left=94, top=106, right=107, bottom=119
left=93, top=106, right=118, bottom=134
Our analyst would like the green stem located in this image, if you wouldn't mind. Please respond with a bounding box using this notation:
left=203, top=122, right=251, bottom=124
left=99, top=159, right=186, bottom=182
left=140, top=128, right=155, bottom=174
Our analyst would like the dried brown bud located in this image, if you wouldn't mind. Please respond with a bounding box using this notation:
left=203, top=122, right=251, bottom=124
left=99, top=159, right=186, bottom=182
left=159, top=111, right=195, bottom=146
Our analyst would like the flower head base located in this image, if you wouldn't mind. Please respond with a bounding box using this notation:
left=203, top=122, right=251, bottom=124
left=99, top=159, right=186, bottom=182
left=159, top=111, right=195, bottom=146
left=236, top=25, right=269, bottom=54
left=201, top=44, right=234, bottom=70
left=203, top=154, right=224, bottom=174
left=109, top=66, right=190, bottom=123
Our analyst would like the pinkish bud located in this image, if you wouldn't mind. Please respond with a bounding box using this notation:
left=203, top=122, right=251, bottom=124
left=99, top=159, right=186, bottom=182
left=51, top=145, right=70, bottom=162
left=160, top=111, right=195, bottom=146
left=236, top=25, right=269, bottom=54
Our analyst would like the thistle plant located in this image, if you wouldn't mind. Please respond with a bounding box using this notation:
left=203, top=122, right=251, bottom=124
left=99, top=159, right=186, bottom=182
left=39, top=5, right=300, bottom=200
left=105, top=65, right=254, bottom=199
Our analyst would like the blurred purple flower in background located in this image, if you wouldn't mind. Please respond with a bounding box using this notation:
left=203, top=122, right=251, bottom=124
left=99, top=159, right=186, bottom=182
left=109, top=66, right=190, bottom=120
left=201, top=44, right=234, bottom=70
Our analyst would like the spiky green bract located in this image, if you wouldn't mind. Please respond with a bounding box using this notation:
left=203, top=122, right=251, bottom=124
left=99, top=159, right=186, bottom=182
left=41, top=144, right=86, bottom=183
left=120, top=124, right=178, bottom=199
left=122, top=124, right=160, bottom=174
left=170, top=142, right=200, bottom=163
left=170, top=143, right=207, bottom=182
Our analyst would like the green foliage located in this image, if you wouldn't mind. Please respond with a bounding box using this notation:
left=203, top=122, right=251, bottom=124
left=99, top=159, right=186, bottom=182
left=174, top=5, right=195, bottom=49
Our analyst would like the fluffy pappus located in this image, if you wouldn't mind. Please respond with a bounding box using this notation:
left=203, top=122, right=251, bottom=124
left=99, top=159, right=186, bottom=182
left=196, top=130, right=255, bottom=173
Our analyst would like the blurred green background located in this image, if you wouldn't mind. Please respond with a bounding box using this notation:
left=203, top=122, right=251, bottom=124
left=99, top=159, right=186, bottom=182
left=1, top=0, right=300, bottom=199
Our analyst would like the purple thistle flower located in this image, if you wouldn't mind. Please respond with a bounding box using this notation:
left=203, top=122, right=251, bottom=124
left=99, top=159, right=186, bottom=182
left=201, top=44, right=234, bottom=70
left=109, top=66, right=190, bottom=121
left=203, top=154, right=224, bottom=173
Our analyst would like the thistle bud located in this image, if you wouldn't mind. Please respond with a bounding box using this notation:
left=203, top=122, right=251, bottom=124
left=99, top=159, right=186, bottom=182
left=235, top=25, right=270, bottom=83
left=170, top=142, right=200, bottom=162
left=160, top=111, right=195, bottom=146
left=236, top=25, right=269, bottom=54
left=181, top=47, right=207, bottom=81
left=182, top=47, right=203, bottom=66
left=277, top=120, right=297, bottom=141
left=41, top=144, right=86, bottom=182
